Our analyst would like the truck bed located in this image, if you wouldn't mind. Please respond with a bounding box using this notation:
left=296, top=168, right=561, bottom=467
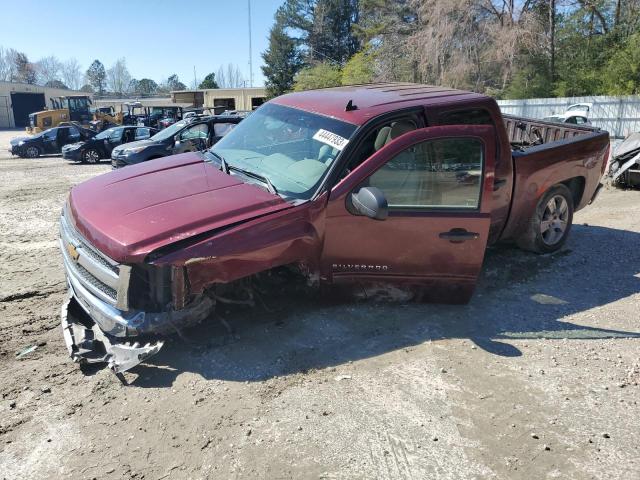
left=498, top=115, right=610, bottom=242
left=503, top=114, right=602, bottom=150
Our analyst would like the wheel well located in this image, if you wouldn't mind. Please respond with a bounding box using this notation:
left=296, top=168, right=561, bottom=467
left=561, top=177, right=585, bottom=207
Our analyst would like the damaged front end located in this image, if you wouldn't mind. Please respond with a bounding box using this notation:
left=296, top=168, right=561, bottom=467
left=59, top=208, right=214, bottom=375
left=609, top=132, right=640, bottom=188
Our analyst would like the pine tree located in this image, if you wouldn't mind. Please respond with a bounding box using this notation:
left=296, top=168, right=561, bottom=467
left=262, top=8, right=304, bottom=97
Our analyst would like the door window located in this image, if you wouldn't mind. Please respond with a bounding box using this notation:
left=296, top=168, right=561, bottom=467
left=135, top=127, right=151, bottom=140
left=108, top=128, right=124, bottom=142
left=368, top=137, right=484, bottom=210
left=43, top=129, right=57, bottom=140
left=180, top=123, right=209, bottom=140
left=213, top=123, right=236, bottom=137
left=68, top=127, right=81, bottom=142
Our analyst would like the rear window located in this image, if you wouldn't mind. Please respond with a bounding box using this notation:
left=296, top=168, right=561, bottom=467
left=438, top=109, right=494, bottom=126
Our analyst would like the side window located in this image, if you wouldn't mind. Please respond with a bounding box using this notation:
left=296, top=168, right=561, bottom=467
left=213, top=123, right=236, bottom=137
left=135, top=127, right=151, bottom=140
left=368, top=137, right=484, bottom=210
left=68, top=127, right=81, bottom=141
left=342, top=118, right=418, bottom=177
left=44, top=129, right=57, bottom=140
left=575, top=116, right=587, bottom=125
left=438, top=108, right=494, bottom=126
left=109, top=128, right=123, bottom=141
left=565, top=116, right=577, bottom=124
left=180, top=123, right=209, bottom=140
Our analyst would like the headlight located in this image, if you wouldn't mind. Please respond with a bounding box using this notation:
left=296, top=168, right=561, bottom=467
left=123, top=146, right=146, bottom=155
left=18, top=141, right=25, bottom=146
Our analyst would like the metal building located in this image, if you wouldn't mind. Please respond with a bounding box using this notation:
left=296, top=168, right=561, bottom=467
left=0, top=81, right=93, bottom=128
left=171, top=87, right=267, bottom=113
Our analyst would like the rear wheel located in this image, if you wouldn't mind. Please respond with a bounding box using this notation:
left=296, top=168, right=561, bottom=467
left=517, top=184, right=574, bottom=254
left=82, top=149, right=100, bottom=164
left=25, top=146, right=40, bottom=158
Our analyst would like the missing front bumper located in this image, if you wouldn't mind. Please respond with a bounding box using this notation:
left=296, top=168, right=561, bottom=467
left=61, top=295, right=164, bottom=374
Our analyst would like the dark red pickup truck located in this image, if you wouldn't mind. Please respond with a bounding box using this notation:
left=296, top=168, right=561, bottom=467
left=59, top=83, right=610, bottom=374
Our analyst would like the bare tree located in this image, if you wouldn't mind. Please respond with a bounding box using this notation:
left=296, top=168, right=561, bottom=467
left=106, top=58, right=132, bottom=94
left=0, top=46, right=10, bottom=81
left=36, top=55, right=62, bottom=85
left=61, top=58, right=83, bottom=90
left=216, top=63, right=246, bottom=88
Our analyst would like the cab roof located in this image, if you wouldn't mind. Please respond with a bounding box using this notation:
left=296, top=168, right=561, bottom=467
left=271, top=83, right=489, bottom=126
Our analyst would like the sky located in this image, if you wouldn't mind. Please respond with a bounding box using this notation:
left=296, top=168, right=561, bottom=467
left=0, top=0, right=283, bottom=87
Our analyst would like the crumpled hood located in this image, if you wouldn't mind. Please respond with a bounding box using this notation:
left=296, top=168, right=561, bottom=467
left=68, top=152, right=290, bottom=263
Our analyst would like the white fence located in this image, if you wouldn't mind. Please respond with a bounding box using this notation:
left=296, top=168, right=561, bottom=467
left=497, top=95, right=640, bottom=139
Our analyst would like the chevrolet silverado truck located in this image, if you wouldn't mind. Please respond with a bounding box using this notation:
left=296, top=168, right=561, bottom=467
left=59, top=83, right=610, bottom=375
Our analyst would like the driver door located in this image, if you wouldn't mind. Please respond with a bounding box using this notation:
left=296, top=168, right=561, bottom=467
left=174, top=123, right=209, bottom=153
left=321, top=125, right=496, bottom=303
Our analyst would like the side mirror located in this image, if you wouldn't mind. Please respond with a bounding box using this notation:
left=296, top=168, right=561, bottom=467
left=349, top=186, right=388, bottom=220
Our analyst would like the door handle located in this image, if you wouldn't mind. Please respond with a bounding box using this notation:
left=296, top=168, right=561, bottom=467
left=493, top=178, right=507, bottom=191
left=439, top=228, right=480, bottom=243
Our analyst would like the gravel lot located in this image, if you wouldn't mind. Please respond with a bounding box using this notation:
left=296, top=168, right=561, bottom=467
left=0, top=128, right=639, bottom=480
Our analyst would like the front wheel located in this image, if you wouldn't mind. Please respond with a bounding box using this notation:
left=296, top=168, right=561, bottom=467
left=517, top=184, right=574, bottom=254
left=82, top=149, right=100, bottom=164
left=25, top=146, right=40, bottom=158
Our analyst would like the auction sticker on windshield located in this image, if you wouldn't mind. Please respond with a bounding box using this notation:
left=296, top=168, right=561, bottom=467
left=313, top=129, right=349, bottom=151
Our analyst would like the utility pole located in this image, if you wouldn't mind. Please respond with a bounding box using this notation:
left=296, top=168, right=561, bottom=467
left=248, top=0, right=253, bottom=87
left=193, top=66, right=197, bottom=89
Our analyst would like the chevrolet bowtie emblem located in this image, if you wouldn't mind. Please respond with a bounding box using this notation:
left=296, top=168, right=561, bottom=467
left=66, top=242, right=80, bottom=261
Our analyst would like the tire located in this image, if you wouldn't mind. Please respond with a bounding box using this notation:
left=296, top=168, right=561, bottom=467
left=82, top=149, right=101, bottom=164
left=25, top=146, right=40, bottom=158
left=517, top=184, right=574, bottom=254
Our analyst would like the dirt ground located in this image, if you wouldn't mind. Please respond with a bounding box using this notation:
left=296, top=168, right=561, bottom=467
left=0, top=128, right=638, bottom=480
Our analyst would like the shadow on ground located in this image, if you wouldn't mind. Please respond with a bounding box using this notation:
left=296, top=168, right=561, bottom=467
left=128, top=225, right=640, bottom=387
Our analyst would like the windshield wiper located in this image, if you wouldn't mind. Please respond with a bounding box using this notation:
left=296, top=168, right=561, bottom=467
left=206, top=151, right=229, bottom=174
left=228, top=165, right=278, bottom=195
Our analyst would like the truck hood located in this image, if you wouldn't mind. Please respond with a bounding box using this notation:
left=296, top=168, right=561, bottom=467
left=68, top=152, right=290, bottom=263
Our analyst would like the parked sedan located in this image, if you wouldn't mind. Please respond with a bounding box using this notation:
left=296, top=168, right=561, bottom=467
left=9, top=124, right=95, bottom=158
left=111, top=115, right=243, bottom=169
left=62, top=126, right=157, bottom=163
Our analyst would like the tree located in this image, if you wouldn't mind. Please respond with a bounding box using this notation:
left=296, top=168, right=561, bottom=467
left=80, top=84, right=94, bottom=93
left=44, top=79, right=68, bottom=89
left=341, top=48, right=375, bottom=85
left=283, top=0, right=360, bottom=65
left=199, top=72, right=219, bottom=89
left=166, top=74, right=186, bottom=91
left=602, top=32, right=640, bottom=94
left=216, top=64, right=245, bottom=88
left=86, top=60, right=106, bottom=94
left=293, top=62, right=342, bottom=91
left=137, top=78, right=158, bottom=95
left=13, top=52, right=36, bottom=84
left=262, top=7, right=304, bottom=97
left=61, top=58, right=82, bottom=90
left=36, top=55, right=61, bottom=85
left=106, top=58, right=131, bottom=95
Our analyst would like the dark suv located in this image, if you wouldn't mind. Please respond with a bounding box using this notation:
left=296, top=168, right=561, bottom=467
left=10, top=125, right=95, bottom=158
left=111, top=115, right=243, bottom=169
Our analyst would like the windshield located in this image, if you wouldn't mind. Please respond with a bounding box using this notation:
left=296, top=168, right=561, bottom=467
left=544, top=116, right=565, bottom=123
left=95, top=127, right=122, bottom=140
left=149, top=120, right=188, bottom=141
left=209, top=103, right=357, bottom=199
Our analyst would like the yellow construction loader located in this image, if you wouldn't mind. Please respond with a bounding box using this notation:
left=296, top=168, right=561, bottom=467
left=26, top=95, right=92, bottom=134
